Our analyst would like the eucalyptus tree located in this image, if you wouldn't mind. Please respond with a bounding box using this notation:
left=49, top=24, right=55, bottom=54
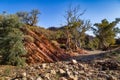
left=92, top=18, right=120, bottom=50
left=16, top=9, right=40, bottom=26
left=64, top=5, right=91, bottom=50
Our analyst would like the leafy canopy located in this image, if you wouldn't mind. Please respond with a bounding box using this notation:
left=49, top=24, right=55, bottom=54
left=92, top=18, right=120, bottom=49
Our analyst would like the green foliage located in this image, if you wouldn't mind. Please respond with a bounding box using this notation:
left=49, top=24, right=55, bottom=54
left=0, top=14, right=27, bottom=66
left=92, top=19, right=120, bottom=50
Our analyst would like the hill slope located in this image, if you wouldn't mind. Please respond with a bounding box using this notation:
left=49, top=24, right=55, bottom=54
left=21, top=26, right=70, bottom=64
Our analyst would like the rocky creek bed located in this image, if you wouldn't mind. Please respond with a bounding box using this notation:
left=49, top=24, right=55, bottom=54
left=0, top=59, right=120, bottom=80
left=0, top=49, right=120, bottom=80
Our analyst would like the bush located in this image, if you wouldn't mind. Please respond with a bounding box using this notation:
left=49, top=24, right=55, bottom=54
left=0, top=15, right=27, bottom=66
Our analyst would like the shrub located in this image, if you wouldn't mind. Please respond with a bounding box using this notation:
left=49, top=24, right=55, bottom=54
left=0, top=15, right=27, bottom=66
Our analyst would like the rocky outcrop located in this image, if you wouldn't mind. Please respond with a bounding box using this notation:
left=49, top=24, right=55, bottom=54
left=21, top=26, right=70, bottom=64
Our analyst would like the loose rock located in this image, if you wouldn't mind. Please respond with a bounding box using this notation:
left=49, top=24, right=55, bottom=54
left=71, top=59, right=77, bottom=64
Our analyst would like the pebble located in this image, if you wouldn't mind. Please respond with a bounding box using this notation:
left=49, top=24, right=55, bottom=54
left=21, top=72, right=27, bottom=77
left=50, top=70, right=56, bottom=74
left=59, top=69, right=66, bottom=74
left=71, top=59, right=77, bottom=64
left=36, top=77, right=43, bottom=80
left=41, top=63, right=47, bottom=68
left=59, top=77, right=68, bottom=80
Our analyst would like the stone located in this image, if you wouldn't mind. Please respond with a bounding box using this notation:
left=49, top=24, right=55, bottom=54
left=36, top=77, right=43, bottom=80
left=79, top=76, right=87, bottom=80
left=42, top=63, right=47, bottom=69
left=22, top=77, right=27, bottom=80
left=59, top=69, right=66, bottom=74
left=78, top=63, right=84, bottom=69
left=30, top=66, right=34, bottom=70
left=21, top=72, right=27, bottom=77
left=35, top=65, right=41, bottom=69
left=44, top=73, right=50, bottom=79
left=29, top=66, right=36, bottom=72
left=73, top=65, right=79, bottom=70
left=28, top=77, right=34, bottom=80
left=66, top=70, right=71, bottom=76
left=79, top=71, right=84, bottom=74
left=59, top=77, right=68, bottom=80
left=50, top=70, right=56, bottom=74
left=88, top=72, right=92, bottom=75
left=26, top=74, right=34, bottom=80
left=71, top=59, right=77, bottom=64
left=73, top=71, right=79, bottom=75
left=68, top=75, right=78, bottom=80
left=5, top=77, right=11, bottom=80
left=100, top=71, right=106, bottom=74
left=107, top=75, right=117, bottom=80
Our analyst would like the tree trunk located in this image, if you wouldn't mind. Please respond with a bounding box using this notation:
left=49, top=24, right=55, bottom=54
left=66, top=30, right=71, bottom=50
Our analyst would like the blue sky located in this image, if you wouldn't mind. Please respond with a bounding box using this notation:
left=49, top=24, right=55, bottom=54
left=0, top=0, right=120, bottom=29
